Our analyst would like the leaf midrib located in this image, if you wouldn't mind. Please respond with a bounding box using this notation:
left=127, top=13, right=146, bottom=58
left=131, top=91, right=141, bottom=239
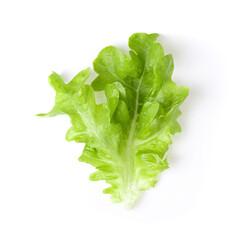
left=123, top=58, right=147, bottom=195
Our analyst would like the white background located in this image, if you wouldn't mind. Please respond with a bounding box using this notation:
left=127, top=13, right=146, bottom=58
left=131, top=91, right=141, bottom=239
left=0, top=0, right=249, bottom=239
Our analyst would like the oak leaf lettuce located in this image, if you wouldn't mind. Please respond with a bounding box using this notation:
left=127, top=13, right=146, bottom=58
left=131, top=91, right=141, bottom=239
left=38, top=33, right=189, bottom=209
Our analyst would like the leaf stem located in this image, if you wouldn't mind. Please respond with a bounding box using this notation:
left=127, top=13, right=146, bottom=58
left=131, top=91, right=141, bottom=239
left=122, top=68, right=145, bottom=203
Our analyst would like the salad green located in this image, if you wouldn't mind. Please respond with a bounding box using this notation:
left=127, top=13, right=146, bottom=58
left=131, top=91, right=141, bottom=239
left=38, top=33, right=189, bottom=209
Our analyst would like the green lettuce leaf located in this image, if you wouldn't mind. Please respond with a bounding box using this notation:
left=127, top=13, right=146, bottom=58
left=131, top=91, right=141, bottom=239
left=38, top=33, right=189, bottom=209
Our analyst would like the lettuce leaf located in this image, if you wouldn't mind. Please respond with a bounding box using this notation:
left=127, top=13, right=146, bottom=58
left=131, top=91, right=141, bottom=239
left=38, top=33, right=189, bottom=209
